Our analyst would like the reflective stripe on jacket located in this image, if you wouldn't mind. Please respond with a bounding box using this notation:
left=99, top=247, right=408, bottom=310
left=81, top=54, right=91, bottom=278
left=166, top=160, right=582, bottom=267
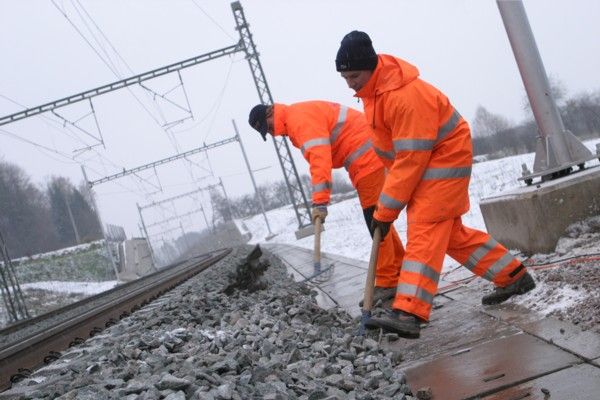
left=272, top=101, right=382, bottom=204
left=355, top=54, right=472, bottom=223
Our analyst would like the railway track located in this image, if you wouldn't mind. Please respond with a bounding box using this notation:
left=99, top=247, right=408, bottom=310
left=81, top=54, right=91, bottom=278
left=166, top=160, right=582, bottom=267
left=0, top=248, right=231, bottom=392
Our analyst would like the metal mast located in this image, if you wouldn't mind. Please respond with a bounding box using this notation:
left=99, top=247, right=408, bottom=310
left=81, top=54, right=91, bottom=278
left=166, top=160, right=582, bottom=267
left=231, top=1, right=312, bottom=229
left=0, top=44, right=241, bottom=126
left=497, top=0, right=595, bottom=184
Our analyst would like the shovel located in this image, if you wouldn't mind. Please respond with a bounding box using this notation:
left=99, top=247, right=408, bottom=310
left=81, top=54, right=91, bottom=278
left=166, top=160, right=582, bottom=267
left=358, top=226, right=381, bottom=335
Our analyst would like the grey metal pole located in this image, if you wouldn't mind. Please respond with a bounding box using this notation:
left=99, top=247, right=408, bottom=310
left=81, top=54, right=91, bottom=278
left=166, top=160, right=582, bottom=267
left=232, top=119, right=274, bottom=237
left=81, top=165, right=120, bottom=280
left=497, top=0, right=594, bottom=180
left=178, top=221, right=191, bottom=255
left=63, top=187, right=81, bottom=245
left=219, top=177, right=234, bottom=221
left=137, top=203, right=157, bottom=268
left=199, top=204, right=211, bottom=232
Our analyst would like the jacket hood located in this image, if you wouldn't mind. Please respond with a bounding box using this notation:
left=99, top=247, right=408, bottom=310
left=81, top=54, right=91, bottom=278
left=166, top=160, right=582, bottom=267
left=356, top=54, right=420, bottom=98
left=272, top=103, right=288, bottom=137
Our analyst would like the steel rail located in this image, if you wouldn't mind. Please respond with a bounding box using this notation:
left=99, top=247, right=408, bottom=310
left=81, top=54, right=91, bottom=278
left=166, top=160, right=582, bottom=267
left=0, top=248, right=231, bottom=391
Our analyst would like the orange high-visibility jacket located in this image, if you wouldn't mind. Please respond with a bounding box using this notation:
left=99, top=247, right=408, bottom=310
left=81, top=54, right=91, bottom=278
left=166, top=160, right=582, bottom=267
left=355, top=55, right=472, bottom=223
left=272, top=101, right=382, bottom=205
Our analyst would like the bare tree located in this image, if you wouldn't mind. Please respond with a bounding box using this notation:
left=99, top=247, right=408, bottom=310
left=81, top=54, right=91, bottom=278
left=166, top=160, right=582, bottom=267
left=521, top=74, right=567, bottom=116
left=472, top=106, right=512, bottom=138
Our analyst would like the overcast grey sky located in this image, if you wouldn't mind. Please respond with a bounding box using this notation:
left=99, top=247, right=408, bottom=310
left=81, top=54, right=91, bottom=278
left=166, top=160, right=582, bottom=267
left=1, top=0, right=599, bottom=238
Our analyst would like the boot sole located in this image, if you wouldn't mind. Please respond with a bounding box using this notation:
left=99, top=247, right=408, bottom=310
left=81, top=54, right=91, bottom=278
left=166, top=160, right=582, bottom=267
left=364, top=316, right=420, bottom=338
left=482, top=278, right=536, bottom=305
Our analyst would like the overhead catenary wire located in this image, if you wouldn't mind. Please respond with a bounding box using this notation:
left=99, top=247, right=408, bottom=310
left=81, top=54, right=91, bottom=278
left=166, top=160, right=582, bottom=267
left=0, top=94, right=98, bottom=152
left=52, top=0, right=188, bottom=156
left=73, top=0, right=136, bottom=75
left=6, top=2, right=246, bottom=242
left=190, top=0, right=235, bottom=40
left=49, top=1, right=206, bottom=195
left=0, top=127, right=76, bottom=163
left=0, top=94, right=156, bottom=200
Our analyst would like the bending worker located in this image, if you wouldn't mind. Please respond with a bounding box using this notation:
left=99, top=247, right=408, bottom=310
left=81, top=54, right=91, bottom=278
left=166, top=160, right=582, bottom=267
left=248, top=100, right=405, bottom=301
left=335, top=31, right=535, bottom=338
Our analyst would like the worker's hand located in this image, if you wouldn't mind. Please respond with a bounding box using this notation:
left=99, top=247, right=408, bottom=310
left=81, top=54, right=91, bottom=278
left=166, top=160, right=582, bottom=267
left=311, top=204, right=328, bottom=223
left=370, top=217, right=391, bottom=239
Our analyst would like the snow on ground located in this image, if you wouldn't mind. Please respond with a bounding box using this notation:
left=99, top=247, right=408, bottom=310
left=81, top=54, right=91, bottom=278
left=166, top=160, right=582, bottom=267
left=4, top=139, right=598, bottom=330
left=10, top=240, right=104, bottom=264
left=240, top=138, right=600, bottom=263
left=238, top=138, right=600, bottom=331
left=18, top=281, right=119, bottom=295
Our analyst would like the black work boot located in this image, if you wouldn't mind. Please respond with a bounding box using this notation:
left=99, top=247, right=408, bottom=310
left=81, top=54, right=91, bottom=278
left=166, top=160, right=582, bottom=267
left=482, top=271, right=536, bottom=305
left=365, top=309, right=421, bottom=338
left=359, top=286, right=396, bottom=307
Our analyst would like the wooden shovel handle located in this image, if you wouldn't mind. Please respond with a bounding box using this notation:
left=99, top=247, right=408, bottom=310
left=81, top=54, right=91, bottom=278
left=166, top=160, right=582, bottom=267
left=362, top=227, right=382, bottom=312
left=313, top=218, right=322, bottom=266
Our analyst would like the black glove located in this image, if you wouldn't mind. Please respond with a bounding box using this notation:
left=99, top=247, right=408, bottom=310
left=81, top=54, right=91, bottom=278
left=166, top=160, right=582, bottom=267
left=370, top=217, right=391, bottom=239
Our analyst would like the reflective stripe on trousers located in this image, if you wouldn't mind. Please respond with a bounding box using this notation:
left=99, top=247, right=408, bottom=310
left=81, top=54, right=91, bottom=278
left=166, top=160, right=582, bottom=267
left=392, top=217, right=522, bottom=321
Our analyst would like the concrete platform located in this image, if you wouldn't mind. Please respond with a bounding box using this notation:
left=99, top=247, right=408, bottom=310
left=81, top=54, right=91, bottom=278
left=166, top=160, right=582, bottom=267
left=479, top=165, right=600, bottom=254
left=264, top=243, right=600, bottom=399
left=264, top=243, right=463, bottom=319
left=404, top=333, right=580, bottom=400
left=481, top=364, right=600, bottom=400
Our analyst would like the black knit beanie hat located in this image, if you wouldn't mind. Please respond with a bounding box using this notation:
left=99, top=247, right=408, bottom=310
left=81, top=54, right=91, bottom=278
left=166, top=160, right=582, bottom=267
left=248, top=104, right=269, bottom=141
left=335, top=31, right=378, bottom=72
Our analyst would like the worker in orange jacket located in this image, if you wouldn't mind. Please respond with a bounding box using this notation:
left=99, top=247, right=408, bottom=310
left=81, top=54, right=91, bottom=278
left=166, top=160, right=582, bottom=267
left=335, top=31, right=535, bottom=338
left=248, top=101, right=405, bottom=298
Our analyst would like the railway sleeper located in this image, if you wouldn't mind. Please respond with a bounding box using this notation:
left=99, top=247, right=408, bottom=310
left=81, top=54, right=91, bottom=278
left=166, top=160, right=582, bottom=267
left=43, top=351, right=62, bottom=364
left=10, top=368, right=32, bottom=384
left=68, top=337, right=85, bottom=347
left=89, top=326, right=103, bottom=337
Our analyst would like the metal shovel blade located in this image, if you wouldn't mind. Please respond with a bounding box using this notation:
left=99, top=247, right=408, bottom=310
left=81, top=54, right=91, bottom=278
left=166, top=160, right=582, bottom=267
left=358, top=309, right=372, bottom=336
left=300, top=262, right=333, bottom=283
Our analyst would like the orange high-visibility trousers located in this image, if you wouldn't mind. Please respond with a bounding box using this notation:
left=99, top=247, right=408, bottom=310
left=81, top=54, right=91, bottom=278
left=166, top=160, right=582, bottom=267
left=392, top=216, right=524, bottom=320
left=356, top=168, right=405, bottom=288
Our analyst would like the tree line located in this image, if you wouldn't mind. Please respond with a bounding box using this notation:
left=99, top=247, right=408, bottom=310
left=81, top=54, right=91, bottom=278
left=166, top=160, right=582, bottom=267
left=209, top=172, right=355, bottom=222
left=471, top=88, right=600, bottom=159
left=0, top=160, right=101, bottom=258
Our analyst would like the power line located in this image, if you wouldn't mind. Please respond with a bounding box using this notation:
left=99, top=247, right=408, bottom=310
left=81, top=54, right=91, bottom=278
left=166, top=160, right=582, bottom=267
left=51, top=0, right=197, bottom=161
left=0, top=127, right=76, bottom=162
left=190, top=0, right=235, bottom=40
left=74, top=0, right=135, bottom=75
left=51, top=0, right=120, bottom=77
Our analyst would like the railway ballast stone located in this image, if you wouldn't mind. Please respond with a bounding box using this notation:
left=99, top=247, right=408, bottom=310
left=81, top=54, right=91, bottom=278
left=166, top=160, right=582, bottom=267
left=2, top=245, right=416, bottom=400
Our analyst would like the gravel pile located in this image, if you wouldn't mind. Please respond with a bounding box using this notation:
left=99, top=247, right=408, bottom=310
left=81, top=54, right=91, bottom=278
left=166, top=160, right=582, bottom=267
left=533, top=260, right=600, bottom=332
left=518, top=258, right=600, bottom=334
left=4, top=245, right=414, bottom=400
left=510, top=215, right=600, bottom=334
